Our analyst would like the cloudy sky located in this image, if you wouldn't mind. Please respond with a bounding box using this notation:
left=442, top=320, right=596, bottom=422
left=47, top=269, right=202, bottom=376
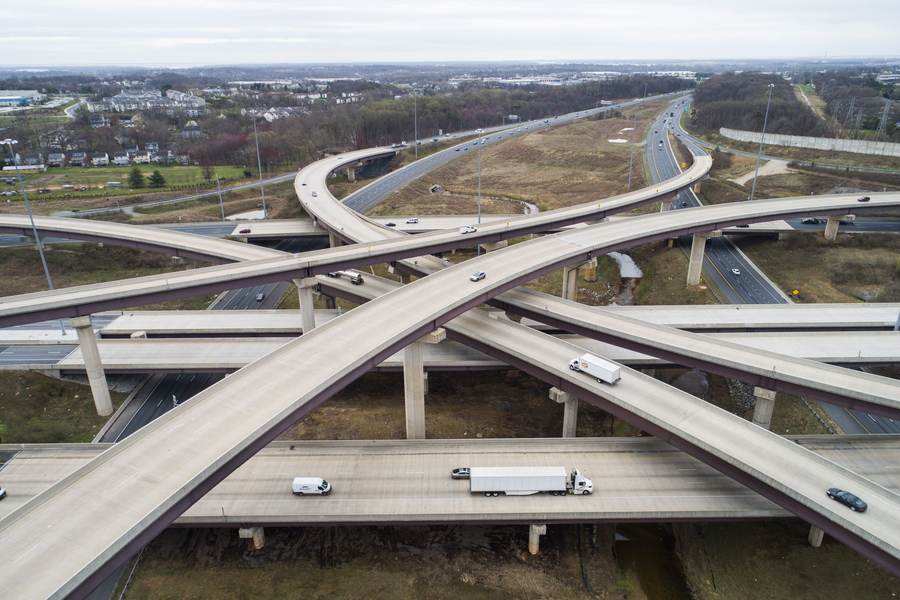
left=1, top=0, right=896, bottom=67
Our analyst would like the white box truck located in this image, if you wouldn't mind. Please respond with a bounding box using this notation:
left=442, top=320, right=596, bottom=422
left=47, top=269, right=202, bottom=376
left=569, top=353, right=621, bottom=384
left=291, top=477, right=331, bottom=496
left=469, top=467, right=593, bottom=496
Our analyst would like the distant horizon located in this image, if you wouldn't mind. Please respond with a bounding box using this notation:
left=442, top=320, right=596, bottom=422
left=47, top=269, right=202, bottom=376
left=2, top=0, right=896, bottom=69
left=2, top=55, right=898, bottom=75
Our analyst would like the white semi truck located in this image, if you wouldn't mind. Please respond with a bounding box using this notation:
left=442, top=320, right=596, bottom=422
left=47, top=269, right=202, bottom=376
left=469, top=467, right=593, bottom=496
left=569, top=353, right=621, bottom=385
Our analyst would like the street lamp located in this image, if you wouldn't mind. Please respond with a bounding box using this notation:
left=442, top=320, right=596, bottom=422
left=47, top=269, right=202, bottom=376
left=252, top=114, right=267, bottom=219
left=1, top=138, right=65, bottom=334
left=476, top=128, right=483, bottom=256
left=215, top=172, right=225, bottom=221
left=749, top=83, right=775, bottom=201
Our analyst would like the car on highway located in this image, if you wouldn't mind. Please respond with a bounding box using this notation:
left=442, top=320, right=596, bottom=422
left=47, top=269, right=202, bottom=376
left=311, top=191, right=317, bottom=197
left=470, top=271, right=486, bottom=282
left=406, top=218, right=419, bottom=224
left=455, top=148, right=460, bottom=151
left=731, top=268, right=741, bottom=276
left=0, top=487, right=6, bottom=500
left=800, top=218, right=819, bottom=225
left=239, top=228, right=251, bottom=234
left=385, top=222, right=396, bottom=227
left=451, top=467, right=470, bottom=479
left=459, top=225, right=477, bottom=234
left=827, top=488, right=867, bottom=512
left=255, top=293, right=265, bottom=302
left=857, top=196, right=870, bottom=202
left=301, top=181, right=307, bottom=186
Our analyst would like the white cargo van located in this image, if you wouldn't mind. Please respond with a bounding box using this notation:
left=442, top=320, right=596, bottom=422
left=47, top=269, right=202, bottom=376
left=292, top=477, right=331, bottom=496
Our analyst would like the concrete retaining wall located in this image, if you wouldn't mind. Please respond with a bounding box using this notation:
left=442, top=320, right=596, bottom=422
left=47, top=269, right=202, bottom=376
left=720, top=128, right=900, bottom=158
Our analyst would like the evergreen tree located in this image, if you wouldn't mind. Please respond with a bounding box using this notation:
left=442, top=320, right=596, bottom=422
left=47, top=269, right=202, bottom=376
left=148, top=170, right=166, bottom=188
left=127, top=166, right=146, bottom=188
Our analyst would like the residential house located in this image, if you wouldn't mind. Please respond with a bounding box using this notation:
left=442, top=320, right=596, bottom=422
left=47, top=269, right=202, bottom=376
left=92, top=152, right=110, bottom=166
left=124, top=144, right=140, bottom=157
left=89, top=114, right=108, bottom=128
left=181, top=121, right=201, bottom=140
left=145, top=142, right=159, bottom=155
left=175, top=153, right=191, bottom=165
left=47, top=153, right=67, bottom=167
left=69, top=152, right=88, bottom=167
left=24, top=153, right=44, bottom=166
left=112, top=152, right=130, bottom=166
left=133, top=151, right=152, bottom=165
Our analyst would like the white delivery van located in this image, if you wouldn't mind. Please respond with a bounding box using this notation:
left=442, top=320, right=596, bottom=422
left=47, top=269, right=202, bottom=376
left=292, top=477, right=331, bottom=496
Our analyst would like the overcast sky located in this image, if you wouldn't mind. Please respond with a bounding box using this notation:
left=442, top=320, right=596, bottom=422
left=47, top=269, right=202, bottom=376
left=1, top=0, right=896, bottom=68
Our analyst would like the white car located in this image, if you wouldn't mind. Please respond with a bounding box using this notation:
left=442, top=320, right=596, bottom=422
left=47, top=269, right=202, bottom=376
left=459, top=225, right=477, bottom=234
left=470, top=271, right=486, bottom=282
left=406, top=218, right=419, bottom=224
left=731, top=268, right=741, bottom=276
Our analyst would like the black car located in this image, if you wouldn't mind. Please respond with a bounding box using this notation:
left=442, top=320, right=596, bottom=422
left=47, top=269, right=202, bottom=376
left=451, top=468, right=470, bottom=479
left=385, top=222, right=396, bottom=227
left=857, top=196, right=870, bottom=202
left=827, top=488, right=867, bottom=512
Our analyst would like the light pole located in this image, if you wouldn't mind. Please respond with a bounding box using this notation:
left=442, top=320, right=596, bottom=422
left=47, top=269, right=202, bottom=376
left=476, top=128, right=483, bottom=255
left=215, top=172, right=225, bottom=221
left=252, top=114, right=267, bottom=218
left=413, top=93, right=418, bottom=159
left=749, top=83, right=775, bottom=201
left=2, top=138, right=65, bottom=334
left=627, top=111, right=637, bottom=190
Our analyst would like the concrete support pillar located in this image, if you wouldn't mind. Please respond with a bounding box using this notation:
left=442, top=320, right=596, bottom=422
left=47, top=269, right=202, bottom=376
left=561, top=258, right=597, bottom=301
left=479, top=240, right=508, bottom=253
left=504, top=311, right=523, bottom=323
left=346, top=167, right=355, bottom=182
left=549, top=387, right=579, bottom=438
left=693, top=181, right=702, bottom=193
left=807, top=525, right=825, bottom=548
left=239, top=526, right=266, bottom=550
left=328, top=232, right=342, bottom=248
left=528, top=523, right=547, bottom=555
left=641, top=368, right=656, bottom=378
left=403, top=328, right=446, bottom=439
left=661, top=200, right=675, bottom=212
left=293, top=277, right=318, bottom=333
left=824, top=216, right=841, bottom=242
left=388, top=264, right=412, bottom=284
left=752, top=387, right=777, bottom=430
left=69, top=315, right=113, bottom=417
left=686, top=234, right=707, bottom=286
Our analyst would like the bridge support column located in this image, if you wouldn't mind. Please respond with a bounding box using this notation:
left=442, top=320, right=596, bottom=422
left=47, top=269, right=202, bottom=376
left=239, top=526, right=266, bottom=550
left=661, top=200, right=675, bottom=211
left=807, top=525, right=825, bottom=548
left=403, top=328, right=446, bottom=439
left=293, top=277, right=318, bottom=333
left=561, top=258, right=598, bottom=301
left=549, top=387, right=579, bottom=437
left=69, top=315, right=113, bottom=417
left=693, top=181, right=702, bottom=193
left=528, top=523, right=547, bottom=555
left=388, top=264, right=412, bottom=284
left=346, top=167, right=355, bottom=182
left=328, top=232, right=343, bottom=248
left=824, top=216, right=841, bottom=242
left=479, top=240, right=508, bottom=253
left=686, top=234, right=707, bottom=285
left=687, top=231, right=721, bottom=286
left=752, top=387, right=777, bottom=430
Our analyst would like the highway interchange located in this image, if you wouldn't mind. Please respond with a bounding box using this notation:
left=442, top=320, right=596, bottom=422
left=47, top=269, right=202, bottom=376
left=1, top=97, right=900, bottom=597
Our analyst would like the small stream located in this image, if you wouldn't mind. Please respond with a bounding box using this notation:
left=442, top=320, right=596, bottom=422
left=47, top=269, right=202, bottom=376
left=615, top=524, right=692, bottom=600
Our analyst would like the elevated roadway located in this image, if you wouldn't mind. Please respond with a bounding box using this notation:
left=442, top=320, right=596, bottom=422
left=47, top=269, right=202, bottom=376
left=2, top=436, right=898, bottom=526
left=3, top=109, right=900, bottom=596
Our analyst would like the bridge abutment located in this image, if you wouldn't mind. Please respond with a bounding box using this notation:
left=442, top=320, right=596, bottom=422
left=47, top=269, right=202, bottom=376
left=752, top=387, right=777, bottom=430
left=528, top=523, right=547, bottom=555
left=239, top=526, right=266, bottom=549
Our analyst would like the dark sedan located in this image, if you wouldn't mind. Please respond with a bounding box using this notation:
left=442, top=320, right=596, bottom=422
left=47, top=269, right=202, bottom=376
left=827, top=488, right=867, bottom=512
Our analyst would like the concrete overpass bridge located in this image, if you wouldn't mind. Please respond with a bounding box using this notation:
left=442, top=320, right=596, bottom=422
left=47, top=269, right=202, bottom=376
left=1, top=133, right=900, bottom=596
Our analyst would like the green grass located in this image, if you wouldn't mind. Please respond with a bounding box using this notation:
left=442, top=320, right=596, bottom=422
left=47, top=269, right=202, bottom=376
left=0, top=371, right=127, bottom=443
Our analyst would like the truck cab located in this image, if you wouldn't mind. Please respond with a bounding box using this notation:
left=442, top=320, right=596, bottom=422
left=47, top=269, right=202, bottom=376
left=568, top=468, right=593, bottom=495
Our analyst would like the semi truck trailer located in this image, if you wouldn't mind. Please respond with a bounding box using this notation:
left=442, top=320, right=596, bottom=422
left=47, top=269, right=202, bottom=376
left=569, top=353, right=621, bottom=384
left=469, top=467, right=593, bottom=496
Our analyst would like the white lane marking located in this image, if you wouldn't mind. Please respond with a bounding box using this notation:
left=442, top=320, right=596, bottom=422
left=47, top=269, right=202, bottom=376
left=13, top=541, right=42, bottom=563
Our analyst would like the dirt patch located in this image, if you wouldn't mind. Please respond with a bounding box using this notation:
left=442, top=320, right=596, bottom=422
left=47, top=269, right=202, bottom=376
left=122, top=524, right=626, bottom=600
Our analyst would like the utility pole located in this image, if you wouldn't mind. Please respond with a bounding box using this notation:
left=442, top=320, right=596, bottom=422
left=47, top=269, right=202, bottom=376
left=252, top=114, right=267, bottom=219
